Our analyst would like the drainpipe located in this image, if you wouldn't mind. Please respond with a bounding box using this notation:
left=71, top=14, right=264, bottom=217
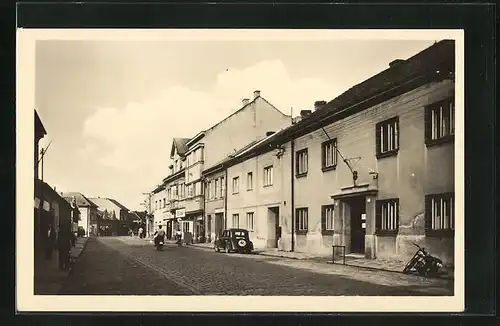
left=224, top=165, right=228, bottom=230
left=291, top=139, right=295, bottom=252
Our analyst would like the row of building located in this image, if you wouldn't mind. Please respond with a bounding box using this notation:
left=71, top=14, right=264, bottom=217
left=34, top=111, right=146, bottom=262
left=146, top=40, right=456, bottom=265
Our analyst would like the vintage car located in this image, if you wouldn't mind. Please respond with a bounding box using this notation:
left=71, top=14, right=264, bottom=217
left=214, top=228, right=254, bottom=254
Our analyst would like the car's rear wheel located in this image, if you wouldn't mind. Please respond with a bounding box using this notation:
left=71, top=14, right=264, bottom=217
left=214, top=245, right=219, bottom=252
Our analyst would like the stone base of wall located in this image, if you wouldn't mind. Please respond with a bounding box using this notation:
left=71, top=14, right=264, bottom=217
left=280, top=231, right=454, bottom=267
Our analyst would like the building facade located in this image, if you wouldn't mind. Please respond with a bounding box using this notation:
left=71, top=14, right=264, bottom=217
left=187, top=91, right=291, bottom=243
left=225, top=132, right=292, bottom=250
left=89, top=197, right=131, bottom=235
left=251, top=40, right=457, bottom=265
left=61, top=192, right=98, bottom=237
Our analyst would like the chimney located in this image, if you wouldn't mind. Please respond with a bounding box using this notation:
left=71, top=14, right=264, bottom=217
left=389, top=59, right=405, bottom=68
left=314, top=100, right=327, bottom=111
left=300, top=110, right=312, bottom=118
left=242, top=98, right=250, bottom=106
left=266, top=131, right=275, bottom=137
left=53, top=186, right=56, bottom=191
left=253, top=90, right=261, bottom=99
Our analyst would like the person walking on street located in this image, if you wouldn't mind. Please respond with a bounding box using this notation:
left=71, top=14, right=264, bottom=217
left=45, top=223, right=56, bottom=260
left=175, top=228, right=182, bottom=246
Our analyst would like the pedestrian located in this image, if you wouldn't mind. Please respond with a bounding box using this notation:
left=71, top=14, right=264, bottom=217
left=175, top=228, right=182, bottom=245
left=58, top=223, right=70, bottom=270
left=45, top=223, right=56, bottom=260
left=138, top=226, right=143, bottom=239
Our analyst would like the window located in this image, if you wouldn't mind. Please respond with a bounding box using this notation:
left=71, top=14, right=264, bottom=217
left=425, top=97, right=455, bottom=146
left=264, top=166, right=273, bottom=186
left=376, top=199, right=399, bottom=234
left=207, top=181, right=212, bottom=199
left=232, top=214, right=239, bottom=228
left=179, top=184, right=185, bottom=198
left=425, top=193, right=454, bottom=236
left=220, top=177, right=225, bottom=197
left=295, top=208, right=308, bottom=234
left=247, top=172, right=253, bottom=190
left=187, top=184, right=193, bottom=197
left=232, top=177, right=239, bottom=194
left=321, top=205, right=335, bottom=234
left=246, top=212, right=254, bottom=231
left=296, top=149, right=308, bottom=177
left=376, top=117, right=399, bottom=158
left=322, top=139, right=338, bottom=171
left=163, top=198, right=166, bottom=207
left=215, top=179, right=220, bottom=198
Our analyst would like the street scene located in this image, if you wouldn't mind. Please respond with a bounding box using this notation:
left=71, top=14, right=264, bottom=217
left=27, top=30, right=458, bottom=303
left=59, top=236, right=453, bottom=296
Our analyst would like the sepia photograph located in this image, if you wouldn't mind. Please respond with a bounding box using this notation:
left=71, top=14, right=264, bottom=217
left=17, top=29, right=464, bottom=312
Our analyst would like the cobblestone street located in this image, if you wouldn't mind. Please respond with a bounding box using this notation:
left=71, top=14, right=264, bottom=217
left=60, top=237, right=454, bottom=296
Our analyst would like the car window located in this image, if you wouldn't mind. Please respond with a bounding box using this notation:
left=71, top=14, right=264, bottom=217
left=234, top=231, right=245, bottom=236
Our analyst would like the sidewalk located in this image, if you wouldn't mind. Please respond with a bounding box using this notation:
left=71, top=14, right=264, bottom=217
left=34, top=236, right=89, bottom=295
left=187, top=242, right=454, bottom=280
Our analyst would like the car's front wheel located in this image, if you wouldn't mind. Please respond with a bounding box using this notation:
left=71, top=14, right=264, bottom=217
left=225, top=244, right=230, bottom=253
left=214, top=245, right=220, bottom=252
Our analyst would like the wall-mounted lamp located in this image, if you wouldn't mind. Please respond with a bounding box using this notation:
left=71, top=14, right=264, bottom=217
left=368, top=169, right=379, bottom=180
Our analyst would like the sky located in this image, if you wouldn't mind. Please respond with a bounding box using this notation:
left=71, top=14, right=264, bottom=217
left=35, top=37, right=437, bottom=211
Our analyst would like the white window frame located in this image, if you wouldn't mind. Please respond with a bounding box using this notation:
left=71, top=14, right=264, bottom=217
left=377, top=117, right=399, bottom=156
left=246, top=212, right=254, bottom=231
left=232, top=177, right=239, bottom=194
left=296, top=149, right=308, bottom=176
left=322, top=139, right=338, bottom=169
left=247, top=172, right=253, bottom=190
left=296, top=208, right=308, bottom=232
left=263, top=166, right=273, bottom=187
left=232, top=214, right=239, bottom=228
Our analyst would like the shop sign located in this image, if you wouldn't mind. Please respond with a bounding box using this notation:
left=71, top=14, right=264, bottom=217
left=43, top=200, right=50, bottom=212
left=34, top=197, right=40, bottom=209
left=175, top=208, right=185, bottom=218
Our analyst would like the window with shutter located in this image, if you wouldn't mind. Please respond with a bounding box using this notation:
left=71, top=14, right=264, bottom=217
left=376, top=117, right=399, bottom=159
left=425, top=192, right=454, bottom=237
left=321, top=205, right=335, bottom=234
left=425, top=97, right=455, bottom=146
left=375, top=198, right=399, bottom=235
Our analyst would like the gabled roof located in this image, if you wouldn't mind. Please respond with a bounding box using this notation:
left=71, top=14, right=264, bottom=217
left=96, top=209, right=118, bottom=221
left=271, top=40, right=455, bottom=142
left=214, top=40, right=455, bottom=169
left=61, top=192, right=98, bottom=208
left=170, top=138, right=191, bottom=158
left=88, top=197, right=129, bottom=211
left=185, top=93, right=283, bottom=148
left=35, top=110, right=47, bottom=138
left=35, top=179, right=72, bottom=210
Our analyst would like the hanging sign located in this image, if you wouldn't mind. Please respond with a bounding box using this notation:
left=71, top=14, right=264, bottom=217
left=175, top=208, right=185, bottom=218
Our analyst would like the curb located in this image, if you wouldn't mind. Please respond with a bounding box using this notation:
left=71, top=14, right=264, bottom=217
left=189, top=244, right=454, bottom=281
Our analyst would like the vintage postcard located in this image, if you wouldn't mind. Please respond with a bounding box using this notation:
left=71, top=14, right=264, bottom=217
left=16, top=29, right=464, bottom=312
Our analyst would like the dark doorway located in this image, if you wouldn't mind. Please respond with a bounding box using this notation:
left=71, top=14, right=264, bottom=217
left=166, top=221, right=172, bottom=239
left=207, top=215, right=212, bottom=242
left=268, top=207, right=280, bottom=248
left=347, top=196, right=366, bottom=254
left=215, top=213, right=224, bottom=238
